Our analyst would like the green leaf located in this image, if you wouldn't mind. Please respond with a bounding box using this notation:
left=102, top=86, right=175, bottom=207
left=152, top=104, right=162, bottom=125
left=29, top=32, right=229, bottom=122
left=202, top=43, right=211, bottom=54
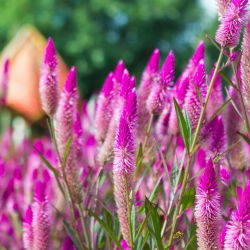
left=63, top=219, right=81, bottom=250
left=206, top=98, right=232, bottom=124
left=62, top=136, right=73, bottom=168
left=184, top=224, right=198, bottom=250
left=237, top=131, right=250, bottom=145
left=181, top=187, right=196, bottom=211
left=33, top=146, right=66, bottom=197
left=145, top=198, right=164, bottom=250
left=139, top=177, right=161, bottom=213
left=173, top=98, right=190, bottom=152
left=131, top=204, right=136, bottom=240
left=88, top=210, right=122, bottom=248
left=220, top=71, right=237, bottom=90
left=184, top=109, right=192, bottom=145
left=172, top=161, right=179, bottom=187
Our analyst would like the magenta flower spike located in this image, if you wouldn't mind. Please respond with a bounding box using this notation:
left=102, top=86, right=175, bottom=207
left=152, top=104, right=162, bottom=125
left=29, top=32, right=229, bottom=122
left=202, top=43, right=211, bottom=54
left=32, top=181, right=50, bottom=250
left=207, top=68, right=223, bottom=119
left=224, top=181, right=250, bottom=249
left=23, top=205, right=33, bottom=250
left=241, top=16, right=250, bottom=111
left=195, top=159, right=220, bottom=250
left=184, top=61, right=207, bottom=130
left=113, top=60, right=125, bottom=97
left=147, top=50, right=175, bottom=115
left=56, top=66, right=78, bottom=158
left=217, top=0, right=232, bottom=19
left=122, top=88, right=137, bottom=135
left=39, top=37, right=59, bottom=116
left=156, top=105, right=171, bottom=138
left=113, top=115, right=135, bottom=245
left=0, top=59, right=9, bottom=106
left=95, top=72, right=114, bottom=143
left=137, top=49, right=160, bottom=141
left=215, top=0, right=249, bottom=48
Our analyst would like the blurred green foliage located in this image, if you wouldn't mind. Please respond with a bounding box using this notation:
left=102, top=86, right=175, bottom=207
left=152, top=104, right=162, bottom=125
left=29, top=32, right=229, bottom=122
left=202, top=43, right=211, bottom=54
left=0, top=0, right=217, bottom=98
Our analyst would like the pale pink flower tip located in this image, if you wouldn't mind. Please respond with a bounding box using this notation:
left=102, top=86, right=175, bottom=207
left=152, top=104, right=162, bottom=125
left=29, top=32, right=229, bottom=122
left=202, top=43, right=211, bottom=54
left=215, top=0, right=249, bottom=48
left=44, top=37, right=57, bottom=70
left=120, top=69, right=131, bottom=98
left=147, top=48, right=160, bottom=73
left=65, top=67, right=77, bottom=93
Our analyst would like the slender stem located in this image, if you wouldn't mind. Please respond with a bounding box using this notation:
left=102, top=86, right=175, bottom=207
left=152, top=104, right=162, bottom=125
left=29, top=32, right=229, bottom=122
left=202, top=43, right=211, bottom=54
left=167, top=47, right=224, bottom=248
left=79, top=203, right=91, bottom=250
left=143, top=114, right=154, bottom=150
left=125, top=175, right=134, bottom=248
left=231, top=61, right=250, bottom=135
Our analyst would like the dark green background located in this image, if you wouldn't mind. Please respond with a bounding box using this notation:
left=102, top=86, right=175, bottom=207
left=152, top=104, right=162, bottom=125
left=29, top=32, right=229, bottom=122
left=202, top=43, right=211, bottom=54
left=0, top=0, right=218, bottom=98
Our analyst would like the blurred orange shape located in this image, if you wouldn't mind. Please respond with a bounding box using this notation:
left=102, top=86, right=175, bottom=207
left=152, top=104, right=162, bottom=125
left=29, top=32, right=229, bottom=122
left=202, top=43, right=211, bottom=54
left=0, top=25, right=68, bottom=122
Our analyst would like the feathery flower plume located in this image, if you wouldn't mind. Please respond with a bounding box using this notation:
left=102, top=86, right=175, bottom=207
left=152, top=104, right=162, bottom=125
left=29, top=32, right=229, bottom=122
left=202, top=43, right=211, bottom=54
left=195, top=159, right=220, bottom=250
left=138, top=49, right=160, bottom=141
left=23, top=205, right=33, bottom=250
left=0, top=59, right=9, bottom=106
left=201, top=116, right=226, bottom=158
left=39, top=38, right=59, bottom=116
left=156, top=105, right=171, bottom=138
left=184, top=61, right=207, bottom=130
left=147, top=50, right=175, bottom=115
left=215, top=0, right=249, bottom=48
left=98, top=70, right=133, bottom=165
left=217, top=0, right=232, bottom=19
left=241, top=15, right=250, bottom=111
left=32, top=181, right=50, bottom=250
left=224, top=181, right=250, bottom=249
left=56, top=67, right=82, bottom=203
left=168, top=41, right=204, bottom=135
left=122, top=87, right=137, bottom=135
left=113, top=115, right=136, bottom=245
left=95, top=72, right=114, bottom=143
left=113, top=60, right=125, bottom=97
left=56, top=67, right=78, bottom=158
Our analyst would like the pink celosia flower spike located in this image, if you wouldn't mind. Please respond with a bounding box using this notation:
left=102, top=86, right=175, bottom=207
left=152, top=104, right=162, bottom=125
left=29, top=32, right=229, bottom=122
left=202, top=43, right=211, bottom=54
left=95, top=72, right=114, bottom=143
left=147, top=50, right=175, bottom=115
left=56, top=66, right=78, bottom=158
left=73, top=112, right=83, bottom=160
left=23, top=205, right=33, bottom=250
left=168, top=41, right=204, bottom=135
left=113, top=115, right=136, bottom=245
left=216, top=0, right=249, bottom=48
left=0, top=59, right=9, bottom=106
left=56, top=67, right=82, bottom=203
left=195, top=159, right=221, bottom=250
left=113, top=60, right=125, bottom=97
left=39, top=37, right=59, bottom=116
left=137, top=49, right=160, bottom=141
left=224, top=181, right=250, bottom=249
left=241, top=15, right=250, bottom=111
left=184, top=61, right=207, bottom=130
left=32, top=181, right=50, bottom=250
left=217, top=0, right=232, bottom=19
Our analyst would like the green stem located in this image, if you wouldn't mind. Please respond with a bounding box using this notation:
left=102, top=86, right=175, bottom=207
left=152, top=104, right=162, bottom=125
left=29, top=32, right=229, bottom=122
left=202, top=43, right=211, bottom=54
left=231, top=61, right=250, bottom=135
left=79, top=203, right=91, bottom=250
left=167, top=47, right=224, bottom=248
